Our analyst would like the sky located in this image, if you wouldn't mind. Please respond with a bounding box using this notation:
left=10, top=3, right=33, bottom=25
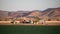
left=0, top=0, right=60, bottom=11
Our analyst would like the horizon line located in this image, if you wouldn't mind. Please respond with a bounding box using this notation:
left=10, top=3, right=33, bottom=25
left=0, top=7, right=60, bottom=11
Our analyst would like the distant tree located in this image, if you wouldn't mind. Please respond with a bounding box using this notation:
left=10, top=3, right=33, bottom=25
left=35, top=16, right=42, bottom=21
left=48, top=19, right=51, bottom=21
left=0, top=19, right=2, bottom=21
left=33, top=16, right=43, bottom=24
left=56, top=19, right=59, bottom=21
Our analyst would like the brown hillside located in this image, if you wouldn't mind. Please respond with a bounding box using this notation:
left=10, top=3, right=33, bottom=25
left=28, top=10, right=42, bottom=17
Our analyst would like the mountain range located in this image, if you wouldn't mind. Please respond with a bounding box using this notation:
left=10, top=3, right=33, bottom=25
left=0, top=7, right=60, bottom=20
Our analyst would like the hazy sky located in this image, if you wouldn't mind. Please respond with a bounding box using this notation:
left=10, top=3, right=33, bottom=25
left=0, top=0, right=60, bottom=11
